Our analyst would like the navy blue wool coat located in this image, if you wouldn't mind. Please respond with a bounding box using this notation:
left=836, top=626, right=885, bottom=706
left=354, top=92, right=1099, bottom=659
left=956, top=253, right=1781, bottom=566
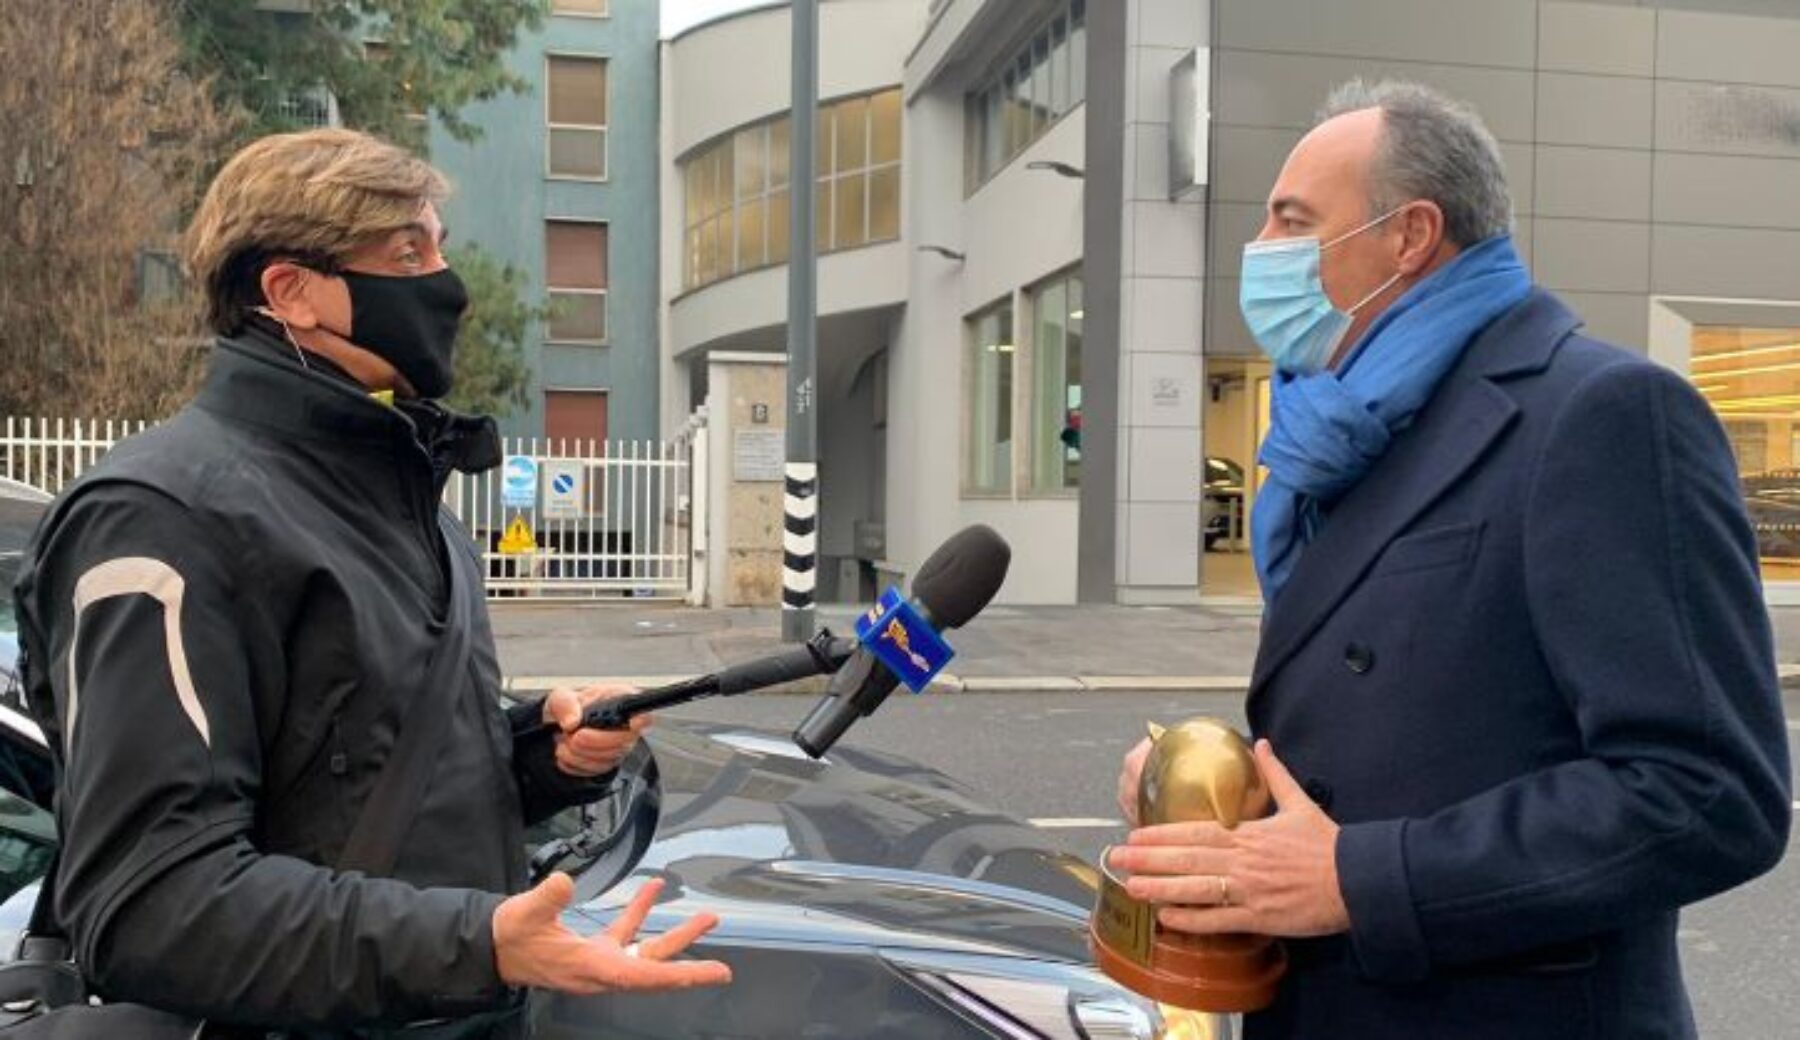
left=1245, top=289, right=1791, bottom=1040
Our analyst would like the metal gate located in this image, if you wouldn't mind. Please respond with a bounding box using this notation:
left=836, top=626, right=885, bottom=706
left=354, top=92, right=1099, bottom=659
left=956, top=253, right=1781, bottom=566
left=444, top=433, right=698, bottom=600
left=2, top=416, right=704, bottom=602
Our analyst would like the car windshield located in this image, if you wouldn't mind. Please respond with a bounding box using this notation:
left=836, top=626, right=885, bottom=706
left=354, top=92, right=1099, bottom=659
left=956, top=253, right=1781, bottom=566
left=0, top=787, right=54, bottom=904
left=0, top=560, right=16, bottom=633
left=1, top=490, right=48, bottom=633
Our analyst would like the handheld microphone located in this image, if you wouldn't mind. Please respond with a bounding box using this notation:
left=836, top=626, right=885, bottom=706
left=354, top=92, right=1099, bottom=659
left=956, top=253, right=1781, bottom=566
left=792, top=525, right=1011, bottom=758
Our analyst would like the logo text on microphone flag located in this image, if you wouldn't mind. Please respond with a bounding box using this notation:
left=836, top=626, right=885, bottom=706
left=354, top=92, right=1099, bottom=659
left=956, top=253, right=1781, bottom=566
left=854, top=587, right=954, bottom=692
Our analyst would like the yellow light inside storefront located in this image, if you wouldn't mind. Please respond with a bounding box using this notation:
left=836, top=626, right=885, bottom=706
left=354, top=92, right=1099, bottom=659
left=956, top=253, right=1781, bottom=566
left=1711, top=393, right=1800, bottom=408
left=1692, top=341, right=1800, bottom=365
left=1687, top=358, right=1800, bottom=381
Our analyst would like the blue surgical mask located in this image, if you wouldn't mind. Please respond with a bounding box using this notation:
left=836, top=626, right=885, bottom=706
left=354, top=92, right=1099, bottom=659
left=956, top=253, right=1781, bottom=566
left=1239, top=207, right=1407, bottom=374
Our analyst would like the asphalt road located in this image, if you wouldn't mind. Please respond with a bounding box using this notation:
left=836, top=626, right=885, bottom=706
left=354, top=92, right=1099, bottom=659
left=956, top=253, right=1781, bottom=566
left=665, top=689, right=1800, bottom=1039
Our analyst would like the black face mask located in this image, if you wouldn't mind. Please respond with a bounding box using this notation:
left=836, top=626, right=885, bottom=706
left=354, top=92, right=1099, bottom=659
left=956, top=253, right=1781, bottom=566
left=339, top=267, right=469, bottom=399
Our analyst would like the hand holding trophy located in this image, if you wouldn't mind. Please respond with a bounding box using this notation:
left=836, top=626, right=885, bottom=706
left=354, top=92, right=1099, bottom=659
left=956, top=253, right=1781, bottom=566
left=1091, top=718, right=1288, bottom=1014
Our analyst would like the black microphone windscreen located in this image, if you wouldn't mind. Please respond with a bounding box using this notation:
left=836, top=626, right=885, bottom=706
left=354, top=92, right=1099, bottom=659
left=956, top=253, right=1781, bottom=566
left=910, top=525, right=1011, bottom=629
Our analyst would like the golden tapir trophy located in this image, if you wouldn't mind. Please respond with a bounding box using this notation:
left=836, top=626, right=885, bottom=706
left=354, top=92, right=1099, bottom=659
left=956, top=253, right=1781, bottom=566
left=1090, top=718, right=1287, bottom=1013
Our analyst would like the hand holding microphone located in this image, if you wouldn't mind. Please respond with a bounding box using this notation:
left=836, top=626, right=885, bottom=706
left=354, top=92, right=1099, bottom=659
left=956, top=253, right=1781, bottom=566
left=541, top=684, right=651, bottom=778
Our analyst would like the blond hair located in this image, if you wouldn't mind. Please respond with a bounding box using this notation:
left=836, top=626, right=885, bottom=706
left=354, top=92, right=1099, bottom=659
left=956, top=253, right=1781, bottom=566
left=184, top=128, right=451, bottom=334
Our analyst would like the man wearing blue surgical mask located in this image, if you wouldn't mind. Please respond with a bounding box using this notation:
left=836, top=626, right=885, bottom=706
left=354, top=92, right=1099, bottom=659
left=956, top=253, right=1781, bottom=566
left=1111, top=81, right=1789, bottom=1040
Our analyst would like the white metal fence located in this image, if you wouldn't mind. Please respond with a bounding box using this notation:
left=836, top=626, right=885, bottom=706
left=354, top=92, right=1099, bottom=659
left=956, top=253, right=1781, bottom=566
left=2, top=417, right=151, bottom=495
left=1, top=415, right=703, bottom=601
left=446, top=434, right=697, bottom=600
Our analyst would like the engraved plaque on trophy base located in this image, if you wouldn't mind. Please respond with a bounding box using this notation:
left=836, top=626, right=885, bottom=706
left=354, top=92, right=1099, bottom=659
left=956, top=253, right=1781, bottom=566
left=1091, top=865, right=1286, bottom=1012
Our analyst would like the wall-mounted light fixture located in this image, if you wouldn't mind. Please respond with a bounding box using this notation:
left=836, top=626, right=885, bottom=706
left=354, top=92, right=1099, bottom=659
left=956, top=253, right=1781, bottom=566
left=917, top=244, right=967, bottom=261
left=1025, top=160, right=1085, bottom=180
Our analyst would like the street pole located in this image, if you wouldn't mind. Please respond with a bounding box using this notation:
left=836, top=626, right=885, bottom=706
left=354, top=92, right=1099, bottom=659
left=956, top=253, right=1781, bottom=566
left=782, top=0, right=819, bottom=643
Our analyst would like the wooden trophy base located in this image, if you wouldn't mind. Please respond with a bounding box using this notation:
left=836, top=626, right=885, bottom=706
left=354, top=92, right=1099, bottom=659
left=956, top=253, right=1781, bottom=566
left=1091, top=870, right=1286, bottom=1013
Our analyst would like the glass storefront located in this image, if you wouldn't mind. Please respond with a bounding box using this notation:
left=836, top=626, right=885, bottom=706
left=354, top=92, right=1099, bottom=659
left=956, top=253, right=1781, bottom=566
left=1199, top=357, right=1271, bottom=598
left=1198, top=330, right=1800, bottom=596
left=1690, top=325, right=1800, bottom=581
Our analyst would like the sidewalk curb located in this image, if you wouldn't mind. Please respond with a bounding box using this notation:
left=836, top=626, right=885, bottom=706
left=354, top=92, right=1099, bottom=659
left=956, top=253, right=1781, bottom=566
left=506, top=666, right=1800, bottom=696
left=502, top=674, right=1258, bottom=695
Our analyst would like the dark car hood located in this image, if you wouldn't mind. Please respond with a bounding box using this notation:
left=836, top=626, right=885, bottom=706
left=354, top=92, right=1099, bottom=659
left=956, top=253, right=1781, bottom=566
left=0, top=673, right=1108, bottom=967
left=565, top=721, right=1102, bottom=964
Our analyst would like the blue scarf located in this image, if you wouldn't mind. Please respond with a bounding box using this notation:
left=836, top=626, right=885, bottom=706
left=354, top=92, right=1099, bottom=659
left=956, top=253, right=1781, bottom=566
left=1252, top=235, right=1531, bottom=604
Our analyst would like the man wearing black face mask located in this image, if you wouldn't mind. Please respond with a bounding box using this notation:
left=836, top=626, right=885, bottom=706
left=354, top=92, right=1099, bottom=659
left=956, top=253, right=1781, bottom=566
left=10, top=130, right=731, bottom=1037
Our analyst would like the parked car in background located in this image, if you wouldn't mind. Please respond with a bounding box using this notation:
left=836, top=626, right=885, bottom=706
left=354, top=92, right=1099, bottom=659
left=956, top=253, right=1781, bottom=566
left=0, top=478, right=1209, bottom=1039
left=1203, top=456, right=1245, bottom=551
left=1, top=478, right=50, bottom=718
left=1739, top=469, right=1800, bottom=560
left=0, top=479, right=56, bottom=890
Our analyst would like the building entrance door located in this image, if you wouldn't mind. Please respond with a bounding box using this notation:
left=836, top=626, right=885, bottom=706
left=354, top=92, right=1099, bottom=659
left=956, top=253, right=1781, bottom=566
left=1200, top=357, right=1270, bottom=599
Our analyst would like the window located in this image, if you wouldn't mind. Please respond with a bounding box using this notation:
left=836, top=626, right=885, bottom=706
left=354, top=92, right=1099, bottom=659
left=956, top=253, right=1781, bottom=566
left=684, top=141, right=733, bottom=289
left=1029, top=269, right=1083, bottom=491
left=276, top=85, right=338, bottom=129
left=1691, top=324, right=1800, bottom=582
left=964, top=0, right=1086, bottom=191
left=551, top=0, right=608, bottom=15
left=547, top=56, right=607, bottom=179
left=680, top=88, right=901, bottom=292
left=546, top=221, right=607, bottom=344
left=963, top=272, right=1083, bottom=497
left=966, top=301, right=1015, bottom=495
left=545, top=389, right=609, bottom=448
left=816, top=89, right=902, bottom=251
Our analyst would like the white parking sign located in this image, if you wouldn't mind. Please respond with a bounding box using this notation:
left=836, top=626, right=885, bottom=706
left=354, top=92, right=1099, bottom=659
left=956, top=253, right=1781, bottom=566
left=543, top=460, right=585, bottom=519
left=501, top=455, right=538, bottom=509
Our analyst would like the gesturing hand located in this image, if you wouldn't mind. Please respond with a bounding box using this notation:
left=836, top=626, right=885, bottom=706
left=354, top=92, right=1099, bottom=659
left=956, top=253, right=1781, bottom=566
left=493, top=873, right=734, bottom=994
left=542, top=684, right=650, bottom=778
left=1106, top=740, right=1350, bottom=939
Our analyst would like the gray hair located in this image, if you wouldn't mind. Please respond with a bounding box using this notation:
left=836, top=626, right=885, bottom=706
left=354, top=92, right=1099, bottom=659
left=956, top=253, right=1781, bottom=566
left=1317, top=79, right=1513, bottom=247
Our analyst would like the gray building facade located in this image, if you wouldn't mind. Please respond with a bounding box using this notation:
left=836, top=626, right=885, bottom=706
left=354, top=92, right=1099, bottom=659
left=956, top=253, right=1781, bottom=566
left=665, top=0, right=1800, bottom=604
left=431, top=0, right=663, bottom=446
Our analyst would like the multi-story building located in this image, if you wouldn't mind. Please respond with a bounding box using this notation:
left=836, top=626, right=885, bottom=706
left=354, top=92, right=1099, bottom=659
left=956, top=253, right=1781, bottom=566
left=430, top=0, right=662, bottom=447
left=668, top=0, right=1800, bottom=607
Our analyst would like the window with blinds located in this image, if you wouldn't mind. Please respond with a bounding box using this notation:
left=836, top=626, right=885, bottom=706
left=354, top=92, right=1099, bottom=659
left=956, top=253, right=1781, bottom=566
left=547, top=56, right=608, bottom=179
left=545, top=221, right=608, bottom=344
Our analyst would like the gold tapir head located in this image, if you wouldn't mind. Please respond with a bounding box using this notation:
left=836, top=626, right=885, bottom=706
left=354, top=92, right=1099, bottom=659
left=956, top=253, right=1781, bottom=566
left=1138, top=718, right=1271, bottom=829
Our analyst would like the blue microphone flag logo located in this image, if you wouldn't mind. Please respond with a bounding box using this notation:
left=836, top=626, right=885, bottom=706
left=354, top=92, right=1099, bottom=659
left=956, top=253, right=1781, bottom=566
left=854, top=587, right=954, bottom=693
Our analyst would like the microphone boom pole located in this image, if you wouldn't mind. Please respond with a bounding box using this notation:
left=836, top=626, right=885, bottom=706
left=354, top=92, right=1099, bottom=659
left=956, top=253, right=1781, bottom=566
left=531, top=628, right=856, bottom=736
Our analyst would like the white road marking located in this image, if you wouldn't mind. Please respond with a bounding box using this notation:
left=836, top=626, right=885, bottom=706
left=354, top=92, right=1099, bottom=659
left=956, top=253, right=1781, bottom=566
left=1030, top=817, right=1124, bottom=829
